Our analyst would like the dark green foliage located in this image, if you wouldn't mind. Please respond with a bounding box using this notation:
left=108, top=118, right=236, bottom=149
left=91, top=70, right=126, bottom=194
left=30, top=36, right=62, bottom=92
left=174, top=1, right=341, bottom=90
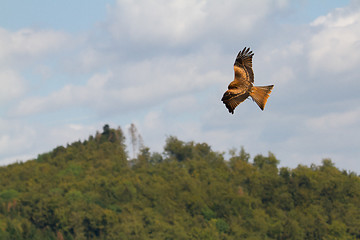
left=0, top=189, right=19, bottom=202
left=215, top=219, right=229, bottom=233
left=0, top=125, right=359, bottom=239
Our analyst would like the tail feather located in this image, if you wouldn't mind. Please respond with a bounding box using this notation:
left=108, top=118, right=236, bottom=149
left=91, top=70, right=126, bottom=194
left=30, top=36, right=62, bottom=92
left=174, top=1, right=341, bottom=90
left=250, top=85, right=274, bottom=110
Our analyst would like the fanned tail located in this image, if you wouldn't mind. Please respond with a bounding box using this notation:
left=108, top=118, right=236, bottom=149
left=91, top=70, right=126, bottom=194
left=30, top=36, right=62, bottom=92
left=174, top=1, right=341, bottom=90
left=249, top=85, right=274, bottom=110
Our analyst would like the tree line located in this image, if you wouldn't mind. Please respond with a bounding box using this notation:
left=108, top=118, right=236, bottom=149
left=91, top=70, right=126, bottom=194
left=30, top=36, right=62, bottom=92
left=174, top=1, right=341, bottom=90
left=0, top=125, right=359, bottom=239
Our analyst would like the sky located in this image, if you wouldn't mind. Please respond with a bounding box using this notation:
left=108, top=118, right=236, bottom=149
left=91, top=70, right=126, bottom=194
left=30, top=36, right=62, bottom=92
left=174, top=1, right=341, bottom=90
left=1, top=0, right=359, bottom=173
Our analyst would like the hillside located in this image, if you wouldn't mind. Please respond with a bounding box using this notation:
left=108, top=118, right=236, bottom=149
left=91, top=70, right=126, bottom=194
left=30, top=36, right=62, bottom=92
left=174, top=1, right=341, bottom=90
left=0, top=125, right=359, bottom=240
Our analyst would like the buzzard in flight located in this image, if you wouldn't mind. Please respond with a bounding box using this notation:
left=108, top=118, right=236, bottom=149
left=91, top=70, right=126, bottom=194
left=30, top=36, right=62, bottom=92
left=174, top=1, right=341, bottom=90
left=221, top=47, right=274, bottom=114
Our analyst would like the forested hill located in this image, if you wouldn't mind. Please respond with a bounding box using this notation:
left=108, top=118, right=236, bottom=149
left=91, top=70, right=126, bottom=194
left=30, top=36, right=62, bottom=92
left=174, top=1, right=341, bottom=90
left=0, top=125, right=359, bottom=240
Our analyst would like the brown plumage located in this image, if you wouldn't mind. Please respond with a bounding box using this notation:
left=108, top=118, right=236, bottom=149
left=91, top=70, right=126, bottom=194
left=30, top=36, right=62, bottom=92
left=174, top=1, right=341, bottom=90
left=221, top=47, right=274, bottom=114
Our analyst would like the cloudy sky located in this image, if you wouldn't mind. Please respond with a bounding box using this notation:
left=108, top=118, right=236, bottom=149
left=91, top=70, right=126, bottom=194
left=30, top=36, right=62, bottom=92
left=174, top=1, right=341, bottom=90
left=1, top=0, right=359, bottom=172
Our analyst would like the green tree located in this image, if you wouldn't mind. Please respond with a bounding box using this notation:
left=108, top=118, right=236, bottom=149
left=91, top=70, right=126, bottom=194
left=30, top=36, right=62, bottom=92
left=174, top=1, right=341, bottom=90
left=0, top=127, right=359, bottom=239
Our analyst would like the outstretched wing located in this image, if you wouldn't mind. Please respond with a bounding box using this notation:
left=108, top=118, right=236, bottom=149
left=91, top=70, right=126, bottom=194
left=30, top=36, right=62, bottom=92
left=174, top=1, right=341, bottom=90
left=221, top=91, right=250, bottom=114
left=234, top=47, right=254, bottom=83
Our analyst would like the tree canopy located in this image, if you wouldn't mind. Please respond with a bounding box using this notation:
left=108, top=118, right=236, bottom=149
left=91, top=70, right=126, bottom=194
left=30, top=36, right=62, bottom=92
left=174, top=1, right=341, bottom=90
left=0, top=125, right=359, bottom=239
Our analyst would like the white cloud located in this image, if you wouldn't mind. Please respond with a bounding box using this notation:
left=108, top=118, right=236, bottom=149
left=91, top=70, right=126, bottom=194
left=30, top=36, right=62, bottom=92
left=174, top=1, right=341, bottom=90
left=311, top=6, right=358, bottom=28
left=0, top=122, right=98, bottom=166
left=11, top=46, right=226, bottom=117
left=268, top=66, right=295, bottom=85
left=69, top=46, right=109, bottom=73
left=0, top=28, right=70, bottom=66
left=35, top=64, right=53, bottom=80
left=309, top=4, right=360, bottom=74
left=107, top=0, right=289, bottom=47
left=48, top=124, right=97, bottom=145
left=0, top=69, right=26, bottom=103
left=10, top=71, right=112, bottom=116
left=0, top=118, right=36, bottom=162
left=164, top=95, right=198, bottom=114
left=306, top=108, right=360, bottom=130
left=143, top=111, right=164, bottom=132
left=115, top=54, right=223, bottom=104
left=108, top=0, right=207, bottom=45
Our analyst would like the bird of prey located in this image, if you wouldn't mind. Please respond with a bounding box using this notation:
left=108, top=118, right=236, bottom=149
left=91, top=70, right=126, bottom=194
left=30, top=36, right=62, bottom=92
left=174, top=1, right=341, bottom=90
left=221, top=47, right=274, bottom=114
